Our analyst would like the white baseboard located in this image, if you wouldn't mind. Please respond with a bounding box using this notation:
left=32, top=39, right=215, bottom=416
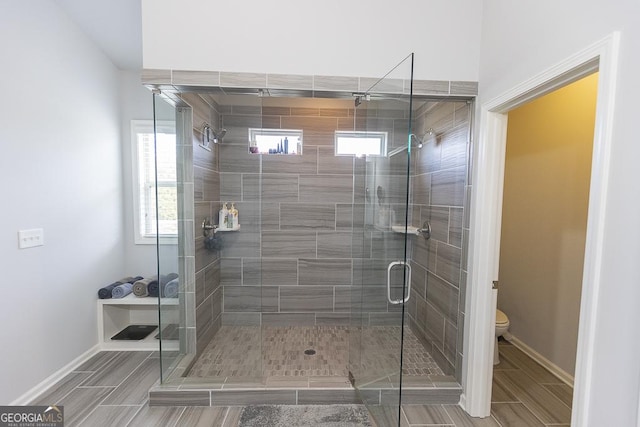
left=509, top=335, right=574, bottom=387
left=459, top=393, right=467, bottom=409
left=10, top=344, right=101, bottom=406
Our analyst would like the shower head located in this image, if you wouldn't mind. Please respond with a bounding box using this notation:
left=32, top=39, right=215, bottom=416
left=200, top=125, right=227, bottom=151
left=409, top=133, right=424, bottom=149
left=212, top=128, right=226, bottom=143
left=410, top=128, right=436, bottom=149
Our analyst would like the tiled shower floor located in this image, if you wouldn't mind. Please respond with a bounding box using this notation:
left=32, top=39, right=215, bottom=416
left=186, top=325, right=444, bottom=381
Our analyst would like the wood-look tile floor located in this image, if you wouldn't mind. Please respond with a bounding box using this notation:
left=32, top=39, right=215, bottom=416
left=489, top=340, right=573, bottom=426
left=379, top=340, right=573, bottom=426
left=27, top=339, right=572, bottom=426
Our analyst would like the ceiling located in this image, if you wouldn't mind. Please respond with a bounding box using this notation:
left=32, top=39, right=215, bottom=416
left=56, top=0, right=142, bottom=70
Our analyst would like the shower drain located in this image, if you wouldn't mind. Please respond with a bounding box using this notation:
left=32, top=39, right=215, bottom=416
left=304, top=349, right=316, bottom=355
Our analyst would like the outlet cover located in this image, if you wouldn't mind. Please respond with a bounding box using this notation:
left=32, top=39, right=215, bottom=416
left=18, top=228, right=44, bottom=249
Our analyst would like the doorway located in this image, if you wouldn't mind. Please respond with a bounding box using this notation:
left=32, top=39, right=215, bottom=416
left=463, top=33, right=620, bottom=425
left=492, top=72, right=598, bottom=424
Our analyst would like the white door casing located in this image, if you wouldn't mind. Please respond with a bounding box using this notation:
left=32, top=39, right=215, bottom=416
left=462, top=32, right=620, bottom=427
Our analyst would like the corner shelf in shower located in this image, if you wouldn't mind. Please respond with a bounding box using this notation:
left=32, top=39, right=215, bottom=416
left=202, top=217, right=240, bottom=237
left=97, top=294, right=179, bottom=351
left=391, top=225, right=421, bottom=235
left=372, top=225, right=421, bottom=235
left=216, top=224, right=240, bottom=232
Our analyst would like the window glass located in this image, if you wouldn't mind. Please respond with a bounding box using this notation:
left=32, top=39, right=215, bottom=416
left=131, top=120, right=177, bottom=244
left=335, top=131, right=387, bottom=156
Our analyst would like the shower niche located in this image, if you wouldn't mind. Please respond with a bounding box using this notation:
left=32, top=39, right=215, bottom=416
left=248, top=128, right=303, bottom=155
left=148, top=57, right=473, bottom=424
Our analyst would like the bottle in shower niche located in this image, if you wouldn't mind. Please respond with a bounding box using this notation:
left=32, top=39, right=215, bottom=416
left=284, top=137, right=289, bottom=154
left=219, top=203, right=229, bottom=230
left=229, top=203, right=239, bottom=229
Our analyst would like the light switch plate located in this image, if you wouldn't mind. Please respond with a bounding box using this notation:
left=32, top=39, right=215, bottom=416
left=18, top=228, right=44, bottom=249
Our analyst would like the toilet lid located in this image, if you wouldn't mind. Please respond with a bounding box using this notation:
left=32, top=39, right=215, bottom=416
left=496, top=309, right=509, bottom=325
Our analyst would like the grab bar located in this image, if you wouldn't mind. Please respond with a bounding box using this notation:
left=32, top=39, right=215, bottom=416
left=387, top=261, right=412, bottom=305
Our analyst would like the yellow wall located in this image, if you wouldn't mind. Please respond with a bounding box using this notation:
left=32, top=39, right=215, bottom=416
left=499, top=73, right=598, bottom=375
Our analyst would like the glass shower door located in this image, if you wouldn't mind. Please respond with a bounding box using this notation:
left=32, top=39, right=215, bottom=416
left=349, top=54, right=414, bottom=426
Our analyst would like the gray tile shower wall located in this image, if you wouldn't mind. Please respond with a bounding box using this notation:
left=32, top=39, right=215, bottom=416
left=177, top=93, right=472, bottom=380
left=180, top=93, right=223, bottom=357
left=217, top=101, right=412, bottom=328
left=408, top=101, right=471, bottom=380
left=142, top=69, right=480, bottom=100
left=173, top=106, right=197, bottom=356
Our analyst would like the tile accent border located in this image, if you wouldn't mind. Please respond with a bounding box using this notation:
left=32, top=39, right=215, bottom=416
left=142, top=69, right=478, bottom=98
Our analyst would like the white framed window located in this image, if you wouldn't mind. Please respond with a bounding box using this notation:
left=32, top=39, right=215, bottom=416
left=131, top=120, right=177, bottom=244
left=334, top=131, right=387, bottom=156
left=248, top=128, right=303, bottom=154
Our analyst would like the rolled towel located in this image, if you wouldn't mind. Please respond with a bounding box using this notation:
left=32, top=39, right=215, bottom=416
left=112, top=282, right=133, bottom=299
left=163, top=278, right=179, bottom=298
left=98, top=276, right=135, bottom=299
left=147, top=280, right=160, bottom=298
left=149, top=273, right=179, bottom=297
left=133, top=277, right=157, bottom=297
left=160, top=273, right=179, bottom=286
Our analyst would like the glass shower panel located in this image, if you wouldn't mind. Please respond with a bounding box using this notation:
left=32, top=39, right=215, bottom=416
left=154, top=90, right=267, bottom=385
left=350, top=54, right=414, bottom=426
left=173, top=91, right=265, bottom=386
left=152, top=93, right=182, bottom=382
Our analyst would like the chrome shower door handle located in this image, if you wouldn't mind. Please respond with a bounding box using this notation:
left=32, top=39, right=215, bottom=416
left=387, top=261, right=412, bottom=305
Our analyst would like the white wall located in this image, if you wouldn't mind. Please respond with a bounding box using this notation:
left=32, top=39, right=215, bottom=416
left=478, top=1, right=640, bottom=425
left=120, top=71, right=157, bottom=276
left=0, top=1, right=124, bottom=404
left=141, top=0, right=482, bottom=81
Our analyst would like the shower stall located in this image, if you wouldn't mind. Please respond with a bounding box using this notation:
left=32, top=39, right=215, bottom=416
left=149, top=54, right=473, bottom=425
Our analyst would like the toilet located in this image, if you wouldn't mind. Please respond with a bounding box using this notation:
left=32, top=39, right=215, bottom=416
left=494, top=309, right=511, bottom=365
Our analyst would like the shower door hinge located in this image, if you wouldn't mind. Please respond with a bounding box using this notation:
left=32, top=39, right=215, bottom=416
left=353, top=92, right=370, bottom=107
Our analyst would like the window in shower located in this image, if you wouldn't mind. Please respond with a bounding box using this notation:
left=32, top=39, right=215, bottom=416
left=131, top=119, right=177, bottom=244
left=335, top=131, right=387, bottom=157
left=248, top=128, right=303, bottom=154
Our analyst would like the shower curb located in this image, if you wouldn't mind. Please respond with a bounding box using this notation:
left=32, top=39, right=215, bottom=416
left=148, top=385, right=462, bottom=406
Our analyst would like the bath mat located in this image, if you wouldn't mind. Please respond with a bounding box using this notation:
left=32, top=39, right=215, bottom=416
left=111, top=325, right=157, bottom=340
left=239, top=405, right=372, bottom=427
